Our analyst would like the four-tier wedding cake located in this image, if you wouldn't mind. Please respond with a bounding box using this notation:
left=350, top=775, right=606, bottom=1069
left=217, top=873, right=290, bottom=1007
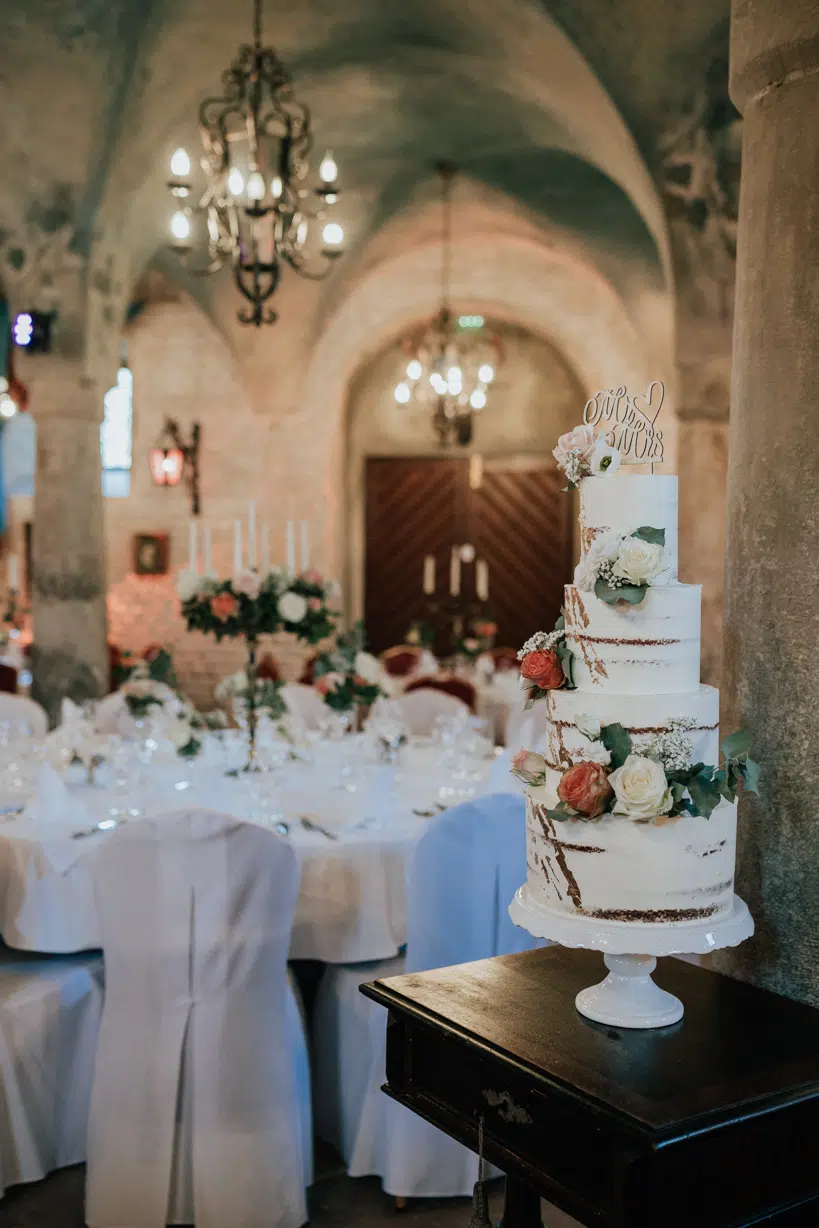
left=512, top=424, right=758, bottom=927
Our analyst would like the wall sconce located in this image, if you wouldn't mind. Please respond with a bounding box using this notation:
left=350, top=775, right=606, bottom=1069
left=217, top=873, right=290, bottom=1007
left=149, top=419, right=201, bottom=515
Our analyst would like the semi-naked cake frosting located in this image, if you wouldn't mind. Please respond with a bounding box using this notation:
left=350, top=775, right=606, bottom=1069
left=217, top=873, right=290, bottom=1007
left=524, top=468, right=738, bottom=926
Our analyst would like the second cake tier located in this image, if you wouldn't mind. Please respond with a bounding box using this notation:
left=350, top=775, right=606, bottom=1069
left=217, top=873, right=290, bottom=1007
left=564, top=583, right=702, bottom=694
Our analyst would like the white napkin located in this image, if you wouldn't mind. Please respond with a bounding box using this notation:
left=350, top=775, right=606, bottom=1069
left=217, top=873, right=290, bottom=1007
left=22, top=764, right=99, bottom=874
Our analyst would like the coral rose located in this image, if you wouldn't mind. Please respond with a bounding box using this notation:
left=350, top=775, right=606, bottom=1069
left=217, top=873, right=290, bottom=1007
left=557, top=761, right=614, bottom=818
left=300, top=568, right=323, bottom=586
left=210, top=592, right=238, bottom=622
left=519, top=648, right=564, bottom=690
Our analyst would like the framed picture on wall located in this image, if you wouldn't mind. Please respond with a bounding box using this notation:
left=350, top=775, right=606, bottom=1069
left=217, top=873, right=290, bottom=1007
left=133, top=533, right=169, bottom=576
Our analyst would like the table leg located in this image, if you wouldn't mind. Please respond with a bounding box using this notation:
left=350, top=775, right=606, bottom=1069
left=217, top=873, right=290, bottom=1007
left=500, top=1175, right=543, bottom=1228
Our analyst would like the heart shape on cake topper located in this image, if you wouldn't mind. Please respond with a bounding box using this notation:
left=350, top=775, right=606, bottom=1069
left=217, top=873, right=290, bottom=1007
left=583, top=380, right=666, bottom=468
left=631, top=380, right=664, bottom=427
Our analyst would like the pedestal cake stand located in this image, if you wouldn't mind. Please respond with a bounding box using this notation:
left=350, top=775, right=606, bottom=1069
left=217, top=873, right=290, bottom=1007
left=509, top=884, right=754, bottom=1029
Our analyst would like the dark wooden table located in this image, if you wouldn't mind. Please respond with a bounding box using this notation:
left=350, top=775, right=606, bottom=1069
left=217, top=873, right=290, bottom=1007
left=361, top=946, right=819, bottom=1228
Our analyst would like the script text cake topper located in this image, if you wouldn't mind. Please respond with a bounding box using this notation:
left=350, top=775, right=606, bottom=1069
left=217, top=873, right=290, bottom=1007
left=583, top=381, right=665, bottom=471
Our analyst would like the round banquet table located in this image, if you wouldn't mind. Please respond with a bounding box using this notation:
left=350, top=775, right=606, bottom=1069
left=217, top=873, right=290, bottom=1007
left=0, top=745, right=517, bottom=963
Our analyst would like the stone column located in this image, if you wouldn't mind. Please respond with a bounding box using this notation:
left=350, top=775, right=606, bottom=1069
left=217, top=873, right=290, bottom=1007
left=714, top=0, right=819, bottom=1002
left=26, top=357, right=108, bottom=722
left=677, top=405, right=730, bottom=688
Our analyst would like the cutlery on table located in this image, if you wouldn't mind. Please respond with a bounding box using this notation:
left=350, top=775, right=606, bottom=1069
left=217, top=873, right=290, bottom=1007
left=71, top=818, right=125, bottom=840
left=298, top=815, right=338, bottom=841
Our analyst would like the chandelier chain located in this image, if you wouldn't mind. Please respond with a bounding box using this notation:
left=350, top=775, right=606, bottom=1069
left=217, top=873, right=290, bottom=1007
left=253, top=0, right=262, bottom=51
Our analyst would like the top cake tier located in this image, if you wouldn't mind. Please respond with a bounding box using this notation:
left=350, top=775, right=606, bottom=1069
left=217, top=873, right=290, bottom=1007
left=579, top=474, right=678, bottom=582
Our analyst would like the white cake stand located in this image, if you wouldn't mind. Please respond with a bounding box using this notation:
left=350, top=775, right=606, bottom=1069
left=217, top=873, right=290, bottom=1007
left=509, top=884, right=754, bottom=1029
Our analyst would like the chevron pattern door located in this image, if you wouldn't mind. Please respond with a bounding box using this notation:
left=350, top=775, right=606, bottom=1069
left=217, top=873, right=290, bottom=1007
left=364, top=457, right=571, bottom=653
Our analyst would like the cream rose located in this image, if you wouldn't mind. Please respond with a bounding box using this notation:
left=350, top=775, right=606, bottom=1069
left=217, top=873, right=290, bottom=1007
left=278, top=591, right=308, bottom=623
left=609, top=754, right=673, bottom=822
left=511, top=749, right=548, bottom=787
left=573, top=530, right=620, bottom=591
left=612, top=537, right=665, bottom=586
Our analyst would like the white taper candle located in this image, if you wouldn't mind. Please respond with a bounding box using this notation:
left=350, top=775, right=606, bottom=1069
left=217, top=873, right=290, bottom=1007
left=7, top=554, right=19, bottom=592
left=188, top=521, right=198, bottom=573
left=233, top=520, right=243, bottom=574
left=286, top=520, right=296, bottom=575
left=247, top=502, right=257, bottom=567
left=261, top=524, right=270, bottom=573
left=300, top=521, right=309, bottom=571
left=423, top=554, right=436, bottom=595
left=450, top=547, right=461, bottom=597
left=476, top=559, right=489, bottom=602
left=203, top=526, right=213, bottom=574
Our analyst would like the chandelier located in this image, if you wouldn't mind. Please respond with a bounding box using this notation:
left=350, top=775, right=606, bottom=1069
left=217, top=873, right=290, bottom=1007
left=166, top=0, right=344, bottom=326
left=393, top=164, right=502, bottom=446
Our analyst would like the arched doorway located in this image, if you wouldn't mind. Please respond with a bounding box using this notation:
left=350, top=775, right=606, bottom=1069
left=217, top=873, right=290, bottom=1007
left=346, top=320, right=586, bottom=651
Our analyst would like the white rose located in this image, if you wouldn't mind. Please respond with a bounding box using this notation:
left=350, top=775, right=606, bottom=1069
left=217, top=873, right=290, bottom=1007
left=573, top=530, right=621, bottom=591
left=589, top=438, right=621, bottom=476
left=354, top=651, right=381, bottom=684
left=278, top=591, right=308, bottom=624
left=166, top=718, right=194, bottom=750
left=612, top=537, right=665, bottom=586
left=609, top=754, right=673, bottom=822
left=575, top=713, right=601, bottom=740
left=176, top=569, right=202, bottom=602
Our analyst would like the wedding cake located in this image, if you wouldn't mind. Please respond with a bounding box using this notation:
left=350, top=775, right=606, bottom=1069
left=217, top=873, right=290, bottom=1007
left=513, top=424, right=757, bottom=927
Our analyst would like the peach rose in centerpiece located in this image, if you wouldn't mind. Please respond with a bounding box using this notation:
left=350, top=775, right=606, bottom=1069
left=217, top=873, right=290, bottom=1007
left=519, top=648, right=565, bottom=691
left=210, top=592, right=238, bottom=622
left=300, top=568, right=324, bottom=586
left=474, top=621, right=498, bottom=638
left=233, top=570, right=262, bottom=600
left=557, top=761, right=614, bottom=818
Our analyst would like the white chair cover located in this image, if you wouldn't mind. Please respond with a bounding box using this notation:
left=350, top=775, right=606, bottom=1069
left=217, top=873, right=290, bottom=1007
left=313, top=792, right=540, bottom=1197
left=86, top=810, right=312, bottom=1228
left=0, top=693, right=47, bottom=738
left=281, top=682, right=326, bottom=730
left=0, top=946, right=103, bottom=1196
left=505, top=695, right=550, bottom=754
left=392, top=688, right=469, bottom=737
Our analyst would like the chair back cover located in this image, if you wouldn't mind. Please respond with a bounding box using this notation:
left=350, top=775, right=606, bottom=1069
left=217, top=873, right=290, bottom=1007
left=86, top=810, right=307, bottom=1228
left=505, top=696, right=549, bottom=755
left=394, top=687, right=469, bottom=736
left=381, top=645, right=423, bottom=678
left=404, top=673, right=477, bottom=711
left=0, top=692, right=47, bottom=737
left=281, top=682, right=326, bottom=730
left=404, top=793, right=533, bottom=973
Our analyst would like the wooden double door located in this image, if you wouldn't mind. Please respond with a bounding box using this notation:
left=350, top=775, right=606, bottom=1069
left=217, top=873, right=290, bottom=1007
left=364, top=456, right=572, bottom=654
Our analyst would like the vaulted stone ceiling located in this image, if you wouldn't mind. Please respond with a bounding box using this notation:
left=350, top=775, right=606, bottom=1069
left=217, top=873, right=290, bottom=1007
left=1, top=1, right=728, bottom=270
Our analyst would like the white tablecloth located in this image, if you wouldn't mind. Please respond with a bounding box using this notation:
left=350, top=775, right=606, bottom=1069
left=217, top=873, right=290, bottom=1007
left=0, top=743, right=517, bottom=964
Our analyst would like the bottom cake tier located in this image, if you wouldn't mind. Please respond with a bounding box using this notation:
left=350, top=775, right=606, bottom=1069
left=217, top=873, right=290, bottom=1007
left=525, top=786, right=737, bottom=924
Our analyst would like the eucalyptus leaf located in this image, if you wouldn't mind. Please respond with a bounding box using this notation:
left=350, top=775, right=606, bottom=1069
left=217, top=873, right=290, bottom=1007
left=545, top=801, right=579, bottom=823
left=722, top=729, right=753, bottom=762
left=738, top=757, right=761, bottom=796
left=594, top=577, right=648, bottom=606
left=686, top=772, right=722, bottom=819
left=600, top=722, right=632, bottom=768
left=631, top=526, right=666, bottom=546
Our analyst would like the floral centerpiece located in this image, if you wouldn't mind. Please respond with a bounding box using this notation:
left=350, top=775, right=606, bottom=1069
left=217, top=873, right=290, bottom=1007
left=575, top=526, right=667, bottom=607
left=512, top=721, right=759, bottom=826
left=406, top=620, right=435, bottom=650
left=454, top=618, right=498, bottom=662
left=119, top=648, right=183, bottom=720
left=178, top=565, right=337, bottom=769
left=314, top=622, right=383, bottom=722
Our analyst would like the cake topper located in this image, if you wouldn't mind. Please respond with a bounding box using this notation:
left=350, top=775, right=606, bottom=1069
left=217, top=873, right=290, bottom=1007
left=583, top=381, right=665, bottom=471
